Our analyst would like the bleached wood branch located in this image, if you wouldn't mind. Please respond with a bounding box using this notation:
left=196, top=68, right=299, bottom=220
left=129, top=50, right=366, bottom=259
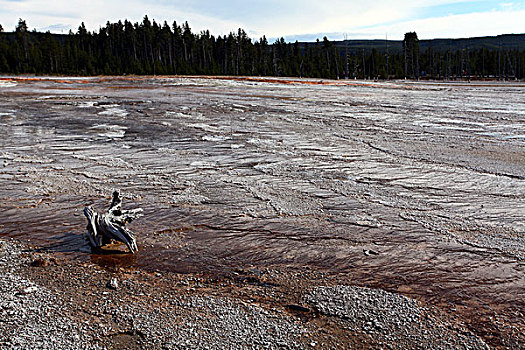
left=83, top=191, right=143, bottom=253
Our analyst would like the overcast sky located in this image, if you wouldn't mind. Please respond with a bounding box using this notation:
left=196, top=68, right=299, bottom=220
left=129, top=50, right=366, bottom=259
left=0, top=0, right=524, bottom=41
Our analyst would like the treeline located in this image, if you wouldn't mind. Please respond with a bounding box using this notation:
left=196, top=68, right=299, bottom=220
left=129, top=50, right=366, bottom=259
left=0, top=17, right=524, bottom=80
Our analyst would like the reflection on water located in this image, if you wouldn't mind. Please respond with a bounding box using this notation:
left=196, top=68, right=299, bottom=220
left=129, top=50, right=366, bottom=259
left=0, top=77, right=524, bottom=346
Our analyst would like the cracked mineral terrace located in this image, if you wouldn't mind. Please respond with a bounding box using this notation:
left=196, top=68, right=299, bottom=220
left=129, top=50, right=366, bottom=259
left=0, top=76, right=524, bottom=349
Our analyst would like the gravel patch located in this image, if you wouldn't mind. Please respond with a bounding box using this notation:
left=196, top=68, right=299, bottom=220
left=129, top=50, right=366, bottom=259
left=0, top=239, right=100, bottom=350
left=111, top=296, right=309, bottom=349
left=305, top=285, right=489, bottom=350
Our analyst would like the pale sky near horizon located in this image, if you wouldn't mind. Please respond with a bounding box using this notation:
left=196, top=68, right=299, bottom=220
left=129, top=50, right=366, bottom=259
left=0, top=0, right=524, bottom=41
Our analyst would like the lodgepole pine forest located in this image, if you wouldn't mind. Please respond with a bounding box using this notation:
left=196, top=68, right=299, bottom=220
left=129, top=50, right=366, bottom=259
left=0, top=17, right=524, bottom=80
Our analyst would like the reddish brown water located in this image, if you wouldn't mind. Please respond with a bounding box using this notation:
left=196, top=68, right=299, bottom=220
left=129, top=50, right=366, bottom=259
left=1, top=76, right=524, bottom=347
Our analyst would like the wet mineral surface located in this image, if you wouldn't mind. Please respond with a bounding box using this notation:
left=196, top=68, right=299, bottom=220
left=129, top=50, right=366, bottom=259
left=0, top=76, right=524, bottom=348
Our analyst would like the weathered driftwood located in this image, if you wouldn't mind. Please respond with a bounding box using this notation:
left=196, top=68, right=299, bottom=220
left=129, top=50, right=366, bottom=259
left=83, top=191, right=143, bottom=253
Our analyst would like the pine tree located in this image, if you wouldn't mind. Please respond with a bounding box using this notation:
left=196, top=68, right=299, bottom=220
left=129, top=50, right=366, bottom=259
left=403, top=32, right=420, bottom=79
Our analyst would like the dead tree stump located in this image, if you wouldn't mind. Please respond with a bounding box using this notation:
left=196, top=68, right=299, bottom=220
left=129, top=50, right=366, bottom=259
left=83, top=191, right=143, bottom=253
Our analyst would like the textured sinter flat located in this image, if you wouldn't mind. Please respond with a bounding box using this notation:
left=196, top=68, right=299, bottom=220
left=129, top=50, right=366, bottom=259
left=0, top=76, right=524, bottom=346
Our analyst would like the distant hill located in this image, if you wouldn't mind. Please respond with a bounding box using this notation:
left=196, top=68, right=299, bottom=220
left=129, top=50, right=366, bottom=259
left=323, top=34, right=525, bottom=54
